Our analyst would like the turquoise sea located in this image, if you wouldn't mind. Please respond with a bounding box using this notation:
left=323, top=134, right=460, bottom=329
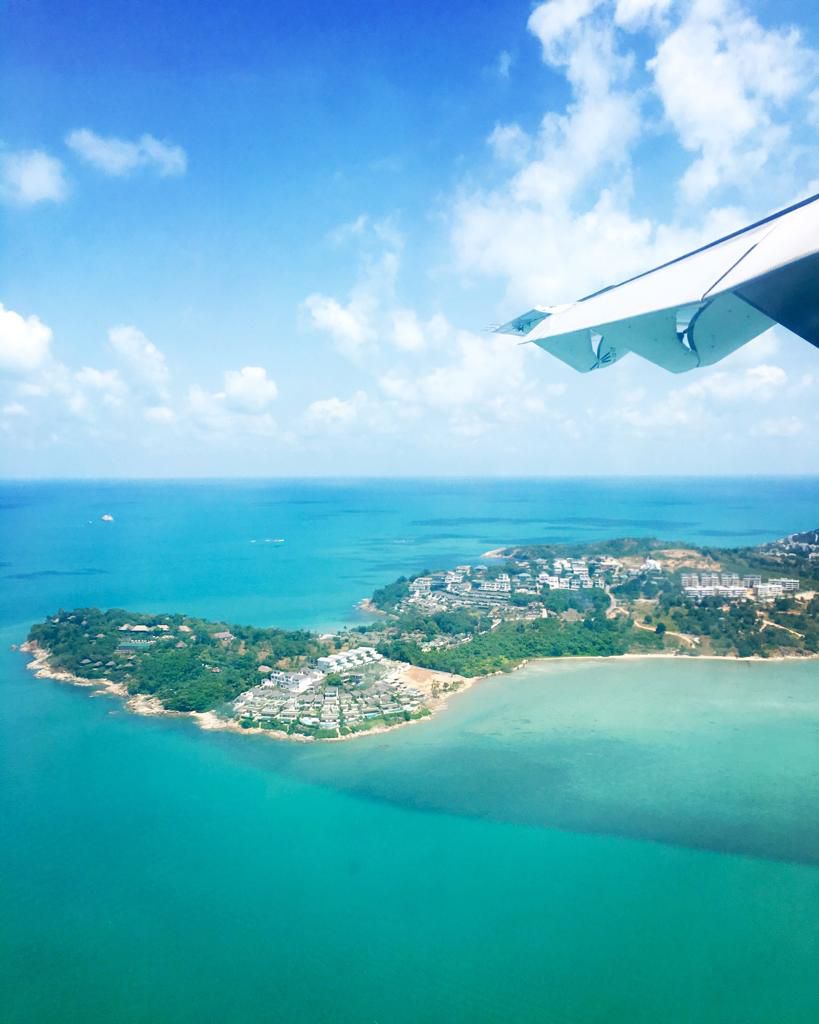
left=2, top=478, right=819, bottom=1022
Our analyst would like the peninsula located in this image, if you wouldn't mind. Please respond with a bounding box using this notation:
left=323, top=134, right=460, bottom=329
left=23, top=528, right=819, bottom=741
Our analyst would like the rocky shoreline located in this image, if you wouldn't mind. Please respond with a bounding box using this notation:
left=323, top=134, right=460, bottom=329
left=20, top=640, right=472, bottom=744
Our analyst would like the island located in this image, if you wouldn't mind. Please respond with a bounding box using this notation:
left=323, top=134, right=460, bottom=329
left=22, top=527, right=819, bottom=741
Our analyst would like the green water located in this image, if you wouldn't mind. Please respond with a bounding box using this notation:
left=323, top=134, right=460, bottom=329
left=2, top=644, right=818, bottom=1023
left=2, top=480, right=819, bottom=1021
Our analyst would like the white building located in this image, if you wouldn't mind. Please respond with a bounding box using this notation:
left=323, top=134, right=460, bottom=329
left=769, top=577, right=800, bottom=592
left=266, top=669, right=324, bottom=693
left=317, top=647, right=384, bottom=673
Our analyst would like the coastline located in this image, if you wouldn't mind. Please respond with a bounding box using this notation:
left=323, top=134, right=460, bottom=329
left=355, top=598, right=385, bottom=616
left=21, top=639, right=817, bottom=746
left=19, top=640, right=473, bottom=744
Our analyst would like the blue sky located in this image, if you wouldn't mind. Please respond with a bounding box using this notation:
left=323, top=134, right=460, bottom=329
left=2, top=0, right=819, bottom=477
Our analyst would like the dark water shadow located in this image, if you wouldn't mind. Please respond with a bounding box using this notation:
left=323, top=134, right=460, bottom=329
left=200, top=662, right=819, bottom=867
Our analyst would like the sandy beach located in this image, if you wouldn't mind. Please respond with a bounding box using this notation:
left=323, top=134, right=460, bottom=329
left=20, top=639, right=817, bottom=745
left=20, top=640, right=473, bottom=744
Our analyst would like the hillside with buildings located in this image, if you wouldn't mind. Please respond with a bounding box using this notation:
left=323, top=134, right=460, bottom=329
left=24, top=609, right=444, bottom=739
left=23, top=529, right=819, bottom=742
left=368, top=529, right=819, bottom=666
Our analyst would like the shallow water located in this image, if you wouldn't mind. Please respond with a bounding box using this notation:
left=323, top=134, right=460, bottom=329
left=2, top=479, right=819, bottom=1022
left=279, top=657, right=819, bottom=863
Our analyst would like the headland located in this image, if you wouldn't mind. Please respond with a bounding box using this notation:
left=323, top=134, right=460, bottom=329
left=21, top=527, right=819, bottom=741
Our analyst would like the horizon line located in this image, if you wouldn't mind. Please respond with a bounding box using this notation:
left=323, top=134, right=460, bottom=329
left=2, top=472, right=819, bottom=484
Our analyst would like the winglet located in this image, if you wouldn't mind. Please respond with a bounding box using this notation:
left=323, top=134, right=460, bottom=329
left=494, top=308, right=550, bottom=336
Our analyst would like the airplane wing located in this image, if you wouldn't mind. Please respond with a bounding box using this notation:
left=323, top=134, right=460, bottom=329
left=496, top=192, right=819, bottom=373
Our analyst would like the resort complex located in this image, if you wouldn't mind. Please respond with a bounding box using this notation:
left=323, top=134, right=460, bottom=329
left=22, top=526, right=819, bottom=741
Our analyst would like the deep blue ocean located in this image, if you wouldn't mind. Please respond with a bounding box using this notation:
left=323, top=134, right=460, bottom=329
left=2, top=478, right=818, bottom=1023
left=4, top=476, right=819, bottom=633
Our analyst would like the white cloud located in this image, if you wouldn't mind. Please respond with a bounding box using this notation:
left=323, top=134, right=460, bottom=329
left=302, top=292, right=374, bottom=359
left=754, top=416, right=804, bottom=438
left=304, top=392, right=368, bottom=431
left=186, top=366, right=278, bottom=438
left=391, top=309, right=425, bottom=352
left=487, top=123, right=531, bottom=164
left=527, top=0, right=603, bottom=57
left=415, top=331, right=527, bottom=410
left=74, top=367, right=127, bottom=408
left=12, top=359, right=129, bottom=421
left=378, top=373, right=419, bottom=403
left=497, top=50, right=514, bottom=79
left=451, top=3, right=649, bottom=306
left=649, top=0, right=814, bottom=202
left=301, top=216, right=417, bottom=361
left=450, top=0, right=819, bottom=323
left=66, top=129, right=187, bottom=177
left=0, top=304, right=53, bottom=374
left=614, top=0, right=671, bottom=29
left=223, top=366, right=278, bottom=412
left=109, top=325, right=170, bottom=399
left=611, top=362, right=789, bottom=432
left=2, top=401, right=27, bottom=416
left=686, top=363, right=787, bottom=401
left=389, top=309, right=450, bottom=353
left=374, top=331, right=552, bottom=438
left=327, top=214, right=369, bottom=244
left=144, top=405, right=176, bottom=424
left=1, top=150, right=67, bottom=205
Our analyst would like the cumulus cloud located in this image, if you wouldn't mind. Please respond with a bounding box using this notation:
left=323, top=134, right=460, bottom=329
left=301, top=216, right=441, bottom=362
left=450, top=0, right=819, bottom=312
left=611, top=362, right=789, bottom=432
left=300, top=327, right=550, bottom=442
left=187, top=366, right=279, bottom=437
left=373, top=331, right=554, bottom=438
left=109, top=325, right=170, bottom=399
left=527, top=0, right=602, bottom=57
left=1, top=150, right=67, bottom=205
left=304, top=392, right=368, bottom=431
left=74, top=367, right=127, bottom=408
left=0, top=304, right=53, bottom=374
left=452, top=3, right=647, bottom=305
left=11, top=358, right=128, bottom=422
left=754, top=416, right=804, bottom=438
left=614, top=0, right=671, bottom=29
left=487, top=123, right=531, bottom=164
left=66, top=129, right=187, bottom=177
left=414, top=331, right=528, bottom=410
left=685, top=363, right=787, bottom=401
left=388, top=310, right=449, bottom=354
left=649, top=0, right=814, bottom=202
left=301, top=292, right=375, bottom=360
left=390, top=309, right=426, bottom=353
left=144, top=405, right=176, bottom=424
left=223, top=366, right=278, bottom=412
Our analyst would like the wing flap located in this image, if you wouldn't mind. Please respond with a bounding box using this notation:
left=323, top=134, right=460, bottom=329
left=735, top=251, right=819, bottom=348
left=594, top=310, right=698, bottom=374
left=690, top=293, right=776, bottom=366
left=525, top=224, right=774, bottom=343
left=497, top=191, right=819, bottom=374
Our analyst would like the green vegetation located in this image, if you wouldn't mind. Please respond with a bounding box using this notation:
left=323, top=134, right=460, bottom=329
left=378, top=615, right=660, bottom=676
left=29, top=608, right=328, bottom=713
left=393, top=607, right=492, bottom=639
left=661, top=594, right=819, bottom=657
left=540, top=587, right=610, bottom=614
left=370, top=575, right=415, bottom=611
left=28, top=530, right=819, bottom=730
